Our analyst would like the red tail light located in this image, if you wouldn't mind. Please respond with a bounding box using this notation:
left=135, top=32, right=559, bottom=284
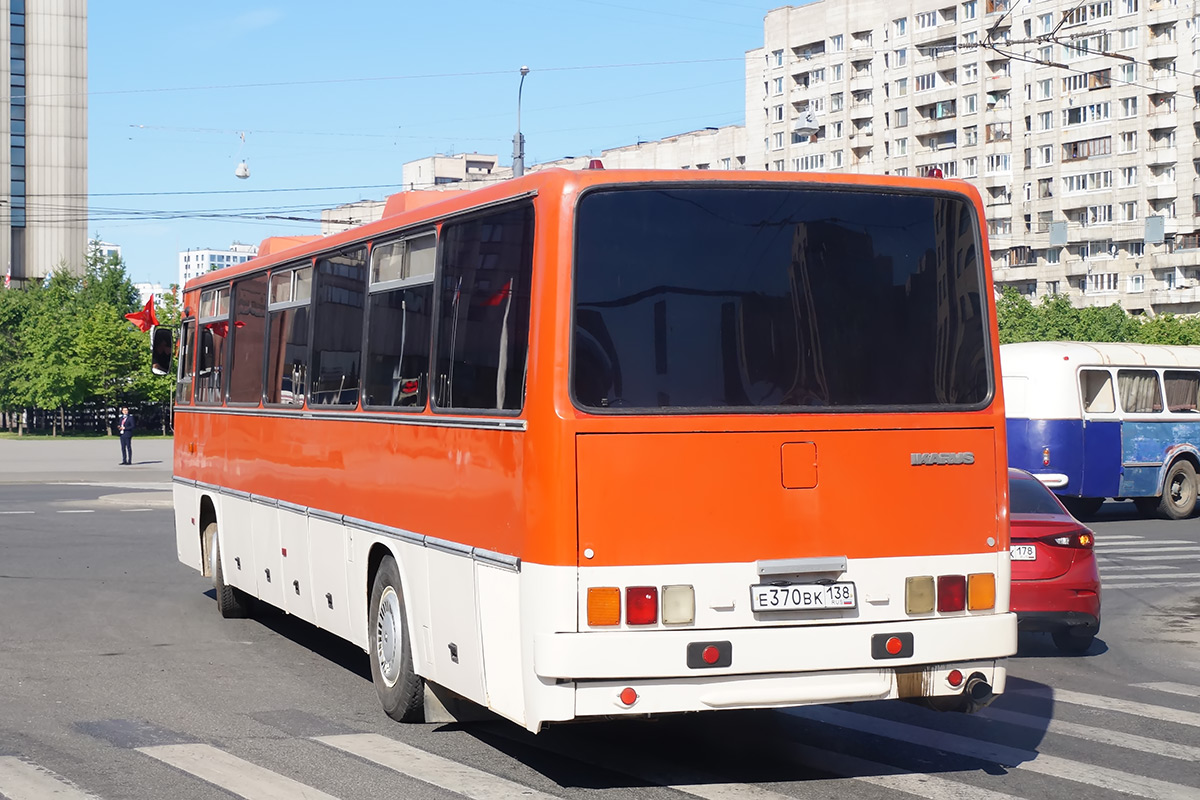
left=1044, top=527, right=1094, bottom=549
left=937, top=575, right=967, bottom=612
left=1042, top=447, right=1051, bottom=466
left=626, top=586, right=658, bottom=625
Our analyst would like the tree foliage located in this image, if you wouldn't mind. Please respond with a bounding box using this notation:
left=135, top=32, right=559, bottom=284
left=996, top=287, right=1200, bottom=346
left=0, top=244, right=175, bottom=433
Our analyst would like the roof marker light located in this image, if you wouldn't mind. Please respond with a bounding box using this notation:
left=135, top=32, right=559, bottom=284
left=587, top=159, right=605, bottom=170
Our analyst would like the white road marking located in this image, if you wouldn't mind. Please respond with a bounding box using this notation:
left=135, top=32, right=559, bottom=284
left=1095, top=540, right=1196, bottom=548
left=1093, top=535, right=1146, bottom=541
left=55, top=510, right=94, bottom=514
left=316, top=734, right=563, bottom=800
left=1097, top=554, right=1200, bottom=562
left=0, top=757, right=101, bottom=800
left=1098, top=547, right=1200, bottom=555
left=137, top=744, right=338, bottom=800
left=1101, top=564, right=1184, bottom=571
left=789, top=705, right=1198, bottom=800
left=119, top=509, right=153, bottom=513
left=1131, top=682, right=1200, bottom=699
left=1011, top=686, right=1200, bottom=728
left=1103, top=573, right=1200, bottom=582
left=0, top=511, right=34, bottom=515
left=981, top=706, right=1200, bottom=761
left=1103, top=582, right=1200, bottom=589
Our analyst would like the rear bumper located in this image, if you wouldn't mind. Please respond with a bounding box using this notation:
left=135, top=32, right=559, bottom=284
left=534, top=612, right=1016, bottom=680
left=1011, top=555, right=1101, bottom=625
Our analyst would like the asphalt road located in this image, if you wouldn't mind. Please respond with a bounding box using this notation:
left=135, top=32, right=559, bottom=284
left=1, top=453, right=1198, bottom=800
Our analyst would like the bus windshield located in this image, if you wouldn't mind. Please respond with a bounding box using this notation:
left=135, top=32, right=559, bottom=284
left=572, top=186, right=990, bottom=412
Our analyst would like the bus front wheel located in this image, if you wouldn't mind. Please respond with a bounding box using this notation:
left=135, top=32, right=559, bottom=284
left=204, top=523, right=251, bottom=619
left=369, top=555, right=424, bottom=722
left=1158, top=460, right=1198, bottom=520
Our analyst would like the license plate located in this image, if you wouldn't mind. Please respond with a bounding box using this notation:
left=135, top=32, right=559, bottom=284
left=1010, top=544, right=1037, bottom=561
left=750, top=582, right=857, bottom=612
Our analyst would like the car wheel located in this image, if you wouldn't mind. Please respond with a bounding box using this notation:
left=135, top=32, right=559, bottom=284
left=369, top=555, right=424, bottom=722
left=1061, top=497, right=1103, bottom=518
left=1157, top=460, right=1198, bottom=520
left=1051, top=627, right=1095, bottom=655
left=204, top=522, right=251, bottom=619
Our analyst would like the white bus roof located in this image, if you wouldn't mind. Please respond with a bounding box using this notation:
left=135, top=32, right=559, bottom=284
left=1000, top=341, right=1200, bottom=418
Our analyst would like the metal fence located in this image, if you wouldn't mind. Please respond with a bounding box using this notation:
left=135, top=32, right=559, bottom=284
left=1, top=401, right=173, bottom=435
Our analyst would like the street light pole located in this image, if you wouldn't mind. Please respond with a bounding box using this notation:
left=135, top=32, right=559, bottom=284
left=512, top=65, right=530, bottom=178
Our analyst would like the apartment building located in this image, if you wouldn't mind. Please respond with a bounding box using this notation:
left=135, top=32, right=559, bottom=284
left=2, top=0, right=88, bottom=286
left=534, top=125, right=748, bottom=172
left=748, top=0, right=1200, bottom=314
left=178, top=243, right=257, bottom=288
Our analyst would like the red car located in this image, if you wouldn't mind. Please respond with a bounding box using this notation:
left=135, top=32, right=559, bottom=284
left=1008, top=468, right=1102, bottom=654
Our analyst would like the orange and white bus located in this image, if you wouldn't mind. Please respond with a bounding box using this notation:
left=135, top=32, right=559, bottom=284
left=164, top=168, right=1016, bottom=732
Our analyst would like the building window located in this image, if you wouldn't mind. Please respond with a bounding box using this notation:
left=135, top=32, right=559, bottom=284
left=831, top=92, right=844, bottom=111
left=894, top=17, right=907, bottom=36
left=894, top=107, right=908, bottom=127
left=895, top=137, right=908, bottom=156
left=895, top=48, right=908, bottom=67
left=964, top=126, right=978, bottom=145
left=1037, top=79, right=1052, bottom=100
left=830, top=34, right=844, bottom=52
left=1128, top=274, right=1145, bottom=293
left=773, top=77, right=784, bottom=94
left=773, top=132, right=784, bottom=150
left=964, top=94, right=978, bottom=114
left=963, top=1, right=978, bottom=20
left=772, top=49, right=784, bottom=66
left=916, top=11, right=937, bottom=28
left=963, top=156, right=978, bottom=177
left=1120, top=97, right=1137, bottom=118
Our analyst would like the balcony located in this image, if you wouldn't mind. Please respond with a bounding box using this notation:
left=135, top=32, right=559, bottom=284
left=984, top=74, right=1012, bottom=92
left=1147, top=146, right=1178, bottom=164
left=1146, top=41, right=1179, bottom=61
left=1148, top=181, right=1178, bottom=200
left=1064, top=259, right=1090, bottom=277
left=1151, top=285, right=1200, bottom=307
left=986, top=200, right=1013, bottom=216
left=849, top=103, right=875, bottom=119
left=848, top=128, right=874, bottom=141
left=1146, top=110, right=1178, bottom=129
left=1153, top=75, right=1178, bottom=94
left=849, top=73, right=873, bottom=91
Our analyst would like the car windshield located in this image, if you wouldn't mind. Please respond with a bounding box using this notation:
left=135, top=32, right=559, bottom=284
left=1009, top=474, right=1066, bottom=515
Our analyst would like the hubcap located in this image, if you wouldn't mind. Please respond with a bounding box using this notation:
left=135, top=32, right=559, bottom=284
left=376, top=586, right=402, bottom=687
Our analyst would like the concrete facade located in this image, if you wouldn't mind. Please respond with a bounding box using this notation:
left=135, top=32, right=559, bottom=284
left=747, top=0, right=1200, bottom=314
left=321, top=199, right=386, bottom=235
left=533, top=125, right=748, bottom=172
left=1, top=0, right=87, bottom=285
left=401, top=153, right=501, bottom=190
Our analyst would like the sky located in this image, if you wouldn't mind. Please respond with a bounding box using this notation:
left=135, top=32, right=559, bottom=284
left=88, top=1, right=785, bottom=288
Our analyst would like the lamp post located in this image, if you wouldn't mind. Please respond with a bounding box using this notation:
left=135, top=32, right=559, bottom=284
left=512, top=65, right=530, bottom=178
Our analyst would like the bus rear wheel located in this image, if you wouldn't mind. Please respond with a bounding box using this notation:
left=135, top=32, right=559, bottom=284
left=204, top=523, right=251, bottom=618
left=1157, top=460, right=1198, bottom=520
left=369, top=555, right=424, bottom=723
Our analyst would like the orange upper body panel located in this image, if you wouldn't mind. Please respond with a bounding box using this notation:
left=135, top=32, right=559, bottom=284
left=176, top=169, right=1008, bottom=568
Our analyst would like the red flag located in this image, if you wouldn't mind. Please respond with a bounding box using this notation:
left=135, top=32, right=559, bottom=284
left=124, top=295, right=159, bottom=332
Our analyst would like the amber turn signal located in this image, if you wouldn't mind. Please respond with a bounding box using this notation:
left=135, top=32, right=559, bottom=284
left=587, top=587, right=621, bottom=626
left=967, top=573, right=996, bottom=611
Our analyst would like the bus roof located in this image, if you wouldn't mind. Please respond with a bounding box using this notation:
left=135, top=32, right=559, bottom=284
left=183, top=167, right=986, bottom=294
left=1001, top=341, right=1200, bottom=372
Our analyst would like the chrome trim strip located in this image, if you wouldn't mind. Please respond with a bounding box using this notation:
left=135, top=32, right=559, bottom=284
left=223, top=488, right=252, bottom=500
left=757, top=556, right=847, bottom=577
left=278, top=500, right=308, bottom=515
left=196, top=480, right=221, bottom=494
left=1123, top=461, right=1163, bottom=468
left=308, top=508, right=343, bottom=524
left=172, top=476, right=197, bottom=487
left=250, top=494, right=278, bottom=507
left=473, top=548, right=521, bottom=572
left=344, top=515, right=425, bottom=546
left=172, top=405, right=527, bottom=432
left=426, top=537, right=474, bottom=557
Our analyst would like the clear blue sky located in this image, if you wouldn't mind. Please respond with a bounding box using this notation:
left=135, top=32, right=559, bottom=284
left=88, top=1, right=783, bottom=287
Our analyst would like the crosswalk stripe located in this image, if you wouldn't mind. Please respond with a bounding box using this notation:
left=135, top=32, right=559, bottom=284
left=315, top=733, right=563, bottom=800
left=1098, top=547, right=1200, bottom=555
left=1101, top=564, right=1185, bottom=571
left=0, top=757, right=101, bottom=800
left=1012, top=686, right=1200, bottom=728
left=1104, top=581, right=1200, bottom=589
left=981, top=706, right=1200, bottom=762
left=1097, top=554, right=1200, bottom=562
left=0, top=511, right=34, bottom=515
left=1095, top=540, right=1196, bottom=548
left=1094, top=535, right=1146, bottom=541
left=786, top=741, right=1024, bottom=800
left=55, top=510, right=94, bottom=514
left=789, top=705, right=1198, bottom=800
left=137, top=744, right=338, bottom=800
left=1104, top=573, right=1200, bottom=581
left=1132, top=682, right=1200, bottom=699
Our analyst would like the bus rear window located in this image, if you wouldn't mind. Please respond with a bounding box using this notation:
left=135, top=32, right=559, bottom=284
left=572, top=186, right=990, bottom=411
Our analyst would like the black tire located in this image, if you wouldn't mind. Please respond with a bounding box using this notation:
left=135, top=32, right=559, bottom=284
left=204, top=522, right=251, bottom=619
left=1061, top=496, right=1103, bottom=519
left=369, top=555, right=424, bottom=722
left=1157, top=460, right=1198, bottom=520
left=1052, top=626, right=1096, bottom=655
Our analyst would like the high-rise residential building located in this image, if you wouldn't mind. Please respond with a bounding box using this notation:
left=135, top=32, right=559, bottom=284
left=2, top=0, right=88, bottom=287
left=747, top=0, right=1200, bottom=314
left=179, top=243, right=258, bottom=288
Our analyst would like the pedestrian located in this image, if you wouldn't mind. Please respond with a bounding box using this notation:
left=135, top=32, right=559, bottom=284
left=118, top=407, right=135, bottom=465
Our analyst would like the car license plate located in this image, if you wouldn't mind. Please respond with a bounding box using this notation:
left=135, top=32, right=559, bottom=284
left=1010, top=544, right=1037, bottom=561
left=750, top=582, right=857, bottom=612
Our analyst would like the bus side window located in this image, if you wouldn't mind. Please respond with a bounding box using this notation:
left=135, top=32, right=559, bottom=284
left=1117, top=369, right=1163, bottom=414
left=1079, top=370, right=1115, bottom=414
left=1164, top=370, right=1200, bottom=413
left=176, top=320, right=196, bottom=405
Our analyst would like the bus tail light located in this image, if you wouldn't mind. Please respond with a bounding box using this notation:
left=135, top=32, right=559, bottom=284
left=626, top=586, right=658, bottom=625
left=587, top=587, right=621, bottom=626
left=967, top=573, right=996, bottom=610
left=662, top=584, right=695, bottom=624
left=1043, top=447, right=1051, bottom=466
left=937, top=575, right=967, bottom=612
left=906, top=576, right=936, bottom=614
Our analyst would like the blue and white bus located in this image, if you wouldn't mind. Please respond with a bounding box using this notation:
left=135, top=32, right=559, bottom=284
left=1001, top=341, right=1200, bottom=519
